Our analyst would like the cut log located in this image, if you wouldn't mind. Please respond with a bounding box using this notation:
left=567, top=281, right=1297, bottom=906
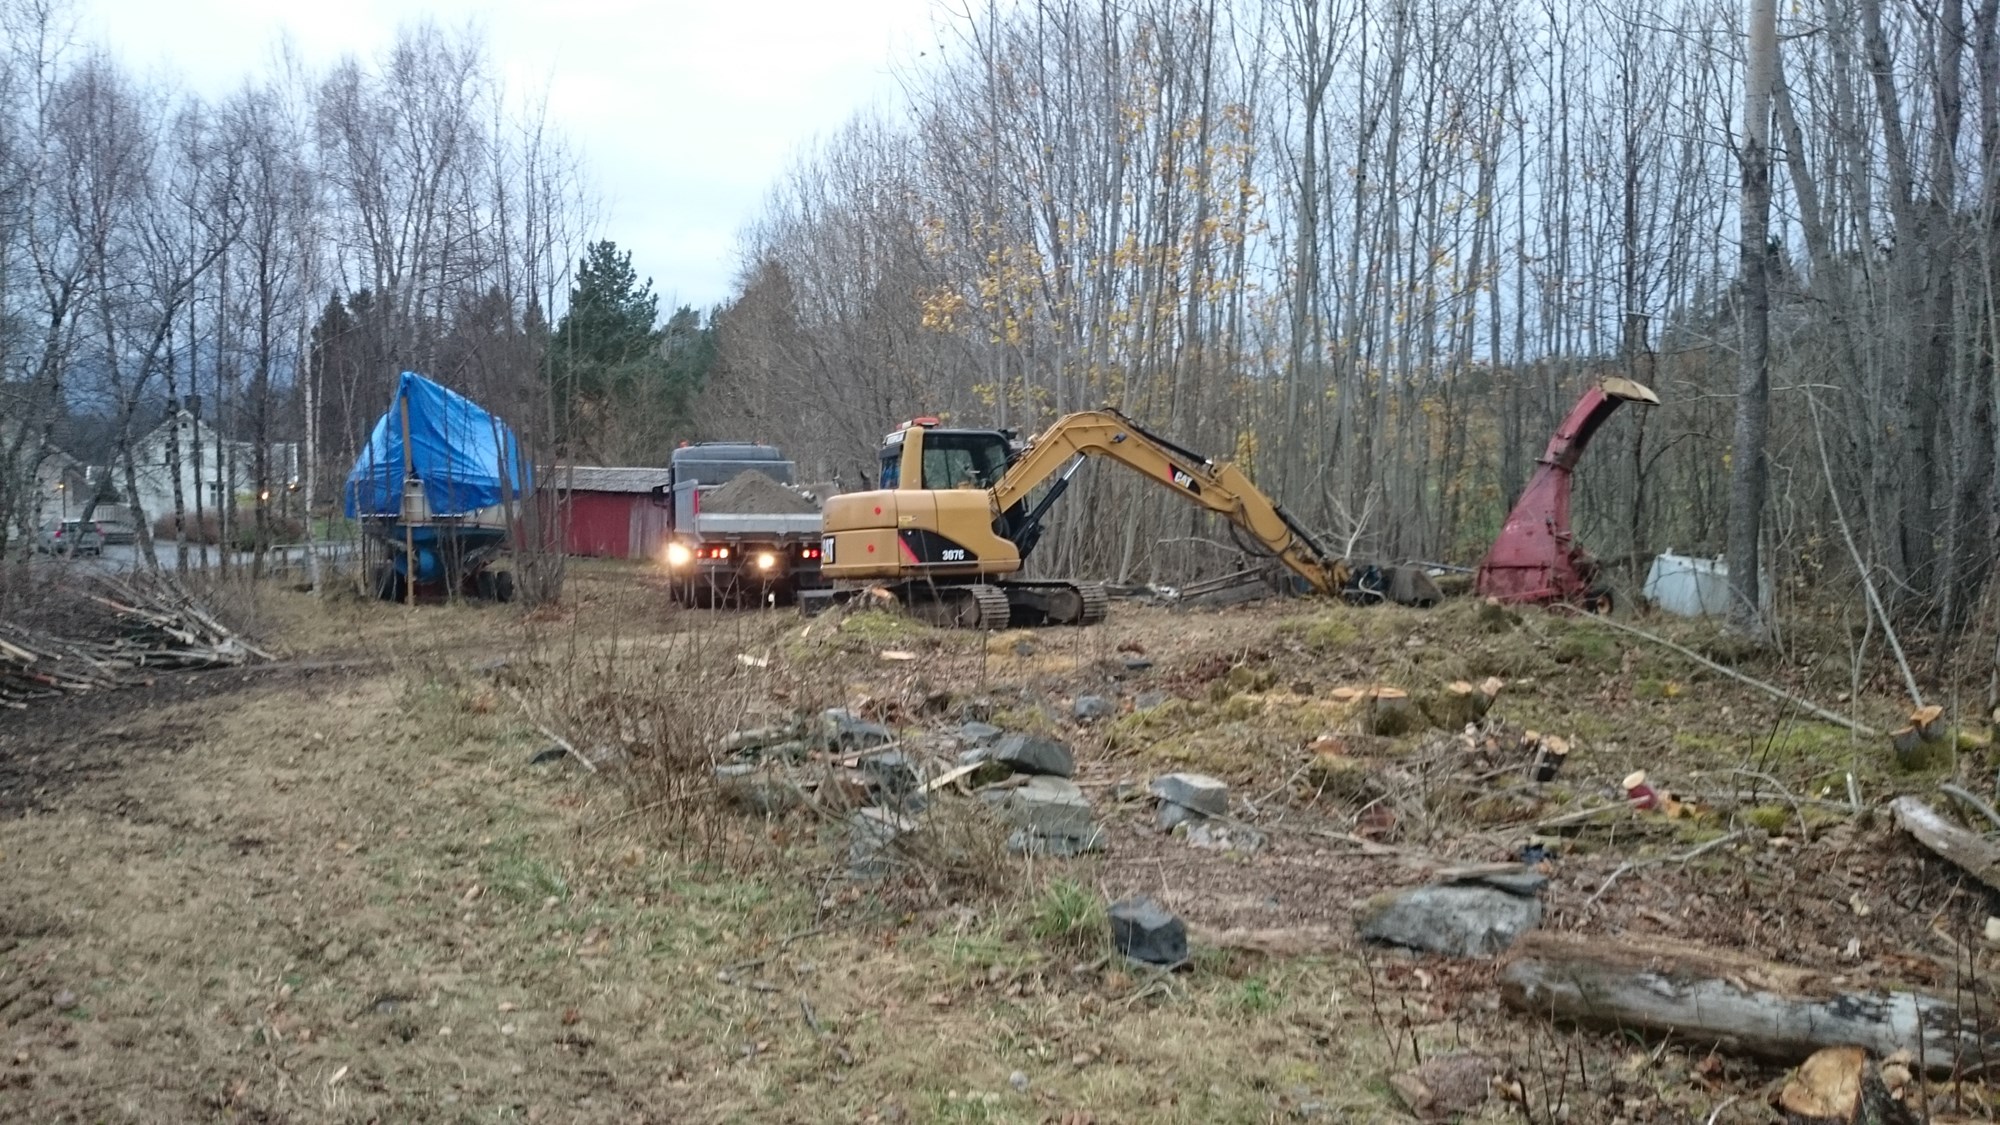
left=1891, top=796, right=2000, bottom=893
left=1500, top=931, right=2000, bottom=1075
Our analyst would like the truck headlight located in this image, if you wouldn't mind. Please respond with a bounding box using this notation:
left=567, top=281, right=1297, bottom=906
left=665, top=542, right=693, bottom=567
left=755, top=551, right=777, bottom=572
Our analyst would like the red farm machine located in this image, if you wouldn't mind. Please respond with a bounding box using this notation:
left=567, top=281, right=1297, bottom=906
left=1474, top=376, right=1660, bottom=611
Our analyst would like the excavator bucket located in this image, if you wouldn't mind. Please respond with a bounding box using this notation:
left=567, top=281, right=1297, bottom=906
left=1475, top=377, right=1660, bottom=608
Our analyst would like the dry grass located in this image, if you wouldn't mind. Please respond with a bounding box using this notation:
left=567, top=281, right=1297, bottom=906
left=7, top=561, right=1988, bottom=1122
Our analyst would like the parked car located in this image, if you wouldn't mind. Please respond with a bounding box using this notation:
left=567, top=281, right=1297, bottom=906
left=37, top=519, right=104, bottom=556
left=94, top=516, right=137, bottom=545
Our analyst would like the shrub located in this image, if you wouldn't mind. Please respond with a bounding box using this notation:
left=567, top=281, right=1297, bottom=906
left=151, top=511, right=306, bottom=549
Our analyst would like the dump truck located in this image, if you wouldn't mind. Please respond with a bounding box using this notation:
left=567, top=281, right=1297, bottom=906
left=655, top=442, right=826, bottom=607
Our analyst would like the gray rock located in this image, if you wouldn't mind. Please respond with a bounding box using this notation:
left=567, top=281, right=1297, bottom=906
left=1008, top=1071, right=1030, bottom=1093
left=1135, top=691, right=1170, bottom=713
left=959, top=720, right=1004, bottom=745
left=822, top=708, right=893, bottom=751
left=715, top=764, right=799, bottom=815
left=1110, top=897, right=1187, bottom=966
left=761, top=739, right=810, bottom=762
left=991, top=733, right=1075, bottom=778
left=1438, top=866, right=1549, bottom=897
left=1149, top=772, right=1229, bottom=830
left=860, top=750, right=918, bottom=795
left=1121, top=655, right=1154, bottom=671
left=1355, top=884, right=1542, bottom=958
left=847, top=808, right=917, bottom=878
left=985, top=776, right=1096, bottom=837
left=1006, top=826, right=1106, bottom=857
left=1185, top=821, right=1265, bottom=853
left=1073, top=694, right=1116, bottom=721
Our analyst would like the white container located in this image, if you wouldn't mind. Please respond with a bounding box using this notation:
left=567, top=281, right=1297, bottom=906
left=1643, top=552, right=1770, bottom=617
left=399, top=477, right=431, bottom=524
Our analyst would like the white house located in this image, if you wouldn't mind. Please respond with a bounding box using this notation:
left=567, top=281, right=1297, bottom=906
left=1, top=419, right=90, bottom=535
left=131, top=413, right=299, bottom=526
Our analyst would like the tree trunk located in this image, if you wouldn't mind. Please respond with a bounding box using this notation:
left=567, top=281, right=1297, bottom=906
left=1501, top=931, right=2000, bottom=1075
left=1727, top=0, right=1777, bottom=636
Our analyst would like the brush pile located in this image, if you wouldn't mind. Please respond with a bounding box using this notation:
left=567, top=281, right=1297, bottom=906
left=0, top=575, right=268, bottom=709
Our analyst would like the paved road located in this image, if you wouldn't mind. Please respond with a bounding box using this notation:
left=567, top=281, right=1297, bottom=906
left=57, top=540, right=361, bottom=574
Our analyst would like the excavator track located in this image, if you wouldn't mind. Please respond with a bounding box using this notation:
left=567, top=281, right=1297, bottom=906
left=901, top=582, right=1013, bottom=630
left=997, top=579, right=1110, bottom=627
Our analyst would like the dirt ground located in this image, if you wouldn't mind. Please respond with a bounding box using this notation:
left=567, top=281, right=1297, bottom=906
left=3, top=563, right=1999, bottom=1123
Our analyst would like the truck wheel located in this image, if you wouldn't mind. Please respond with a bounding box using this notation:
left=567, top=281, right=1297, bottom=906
left=493, top=571, right=516, bottom=603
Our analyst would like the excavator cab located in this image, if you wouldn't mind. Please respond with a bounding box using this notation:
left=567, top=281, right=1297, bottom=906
left=879, top=420, right=1031, bottom=539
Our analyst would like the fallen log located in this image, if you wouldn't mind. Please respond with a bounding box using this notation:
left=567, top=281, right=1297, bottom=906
left=1500, top=931, right=2000, bottom=1075
left=1891, top=796, right=2000, bottom=893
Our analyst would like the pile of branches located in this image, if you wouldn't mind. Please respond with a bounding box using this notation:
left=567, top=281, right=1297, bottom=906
left=0, top=575, right=269, bottom=709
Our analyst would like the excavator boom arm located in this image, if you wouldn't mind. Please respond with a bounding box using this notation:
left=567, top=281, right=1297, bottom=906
left=991, top=409, right=1346, bottom=594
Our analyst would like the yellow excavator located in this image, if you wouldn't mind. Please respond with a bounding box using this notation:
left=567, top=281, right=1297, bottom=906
left=815, top=409, right=1353, bottom=629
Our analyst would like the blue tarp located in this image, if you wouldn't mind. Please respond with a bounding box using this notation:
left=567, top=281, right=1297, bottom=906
left=344, top=372, right=530, bottom=519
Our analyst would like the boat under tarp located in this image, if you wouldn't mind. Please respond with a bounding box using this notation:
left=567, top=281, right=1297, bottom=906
left=345, top=372, right=530, bottom=598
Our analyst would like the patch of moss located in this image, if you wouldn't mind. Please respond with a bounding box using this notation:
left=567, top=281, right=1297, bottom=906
left=1464, top=632, right=1555, bottom=679
left=1221, top=695, right=1261, bottom=722
left=1551, top=625, right=1620, bottom=669
left=839, top=609, right=929, bottom=643
left=987, top=703, right=1060, bottom=737
left=1742, top=805, right=1791, bottom=834
left=1225, top=664, right=1279, bottom=693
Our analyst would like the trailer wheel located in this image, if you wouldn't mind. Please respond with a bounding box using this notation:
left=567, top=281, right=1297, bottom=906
left=492, top=570, right=515, bottom=603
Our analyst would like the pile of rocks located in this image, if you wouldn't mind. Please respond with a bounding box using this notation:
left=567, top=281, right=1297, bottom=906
left=711, top=707, right=1115, bottom=877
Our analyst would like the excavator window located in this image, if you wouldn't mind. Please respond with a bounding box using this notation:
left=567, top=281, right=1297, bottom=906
left=879, top=449, right=901, bottom=489
left=920, top=431, right=1011, bottom=491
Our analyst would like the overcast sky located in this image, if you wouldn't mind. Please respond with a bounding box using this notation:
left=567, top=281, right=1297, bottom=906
left=81, top=0, right=945, bottom=313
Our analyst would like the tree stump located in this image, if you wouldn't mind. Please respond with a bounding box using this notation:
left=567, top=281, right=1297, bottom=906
left=1911, top=705, right=1947, bottom=743
left=1423, top=679, right=1503, bottom=730
left=1531, top=735, right=1570, bottom=782
left=1363, top=687, right=1420, bottom=737
left=1890, top=727, right=1928, bottom=770
left=1778, top=1047, right=1917, bottom=1125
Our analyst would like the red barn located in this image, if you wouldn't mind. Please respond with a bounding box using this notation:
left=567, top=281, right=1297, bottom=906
left=547, top=467, right=675, bottom=560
